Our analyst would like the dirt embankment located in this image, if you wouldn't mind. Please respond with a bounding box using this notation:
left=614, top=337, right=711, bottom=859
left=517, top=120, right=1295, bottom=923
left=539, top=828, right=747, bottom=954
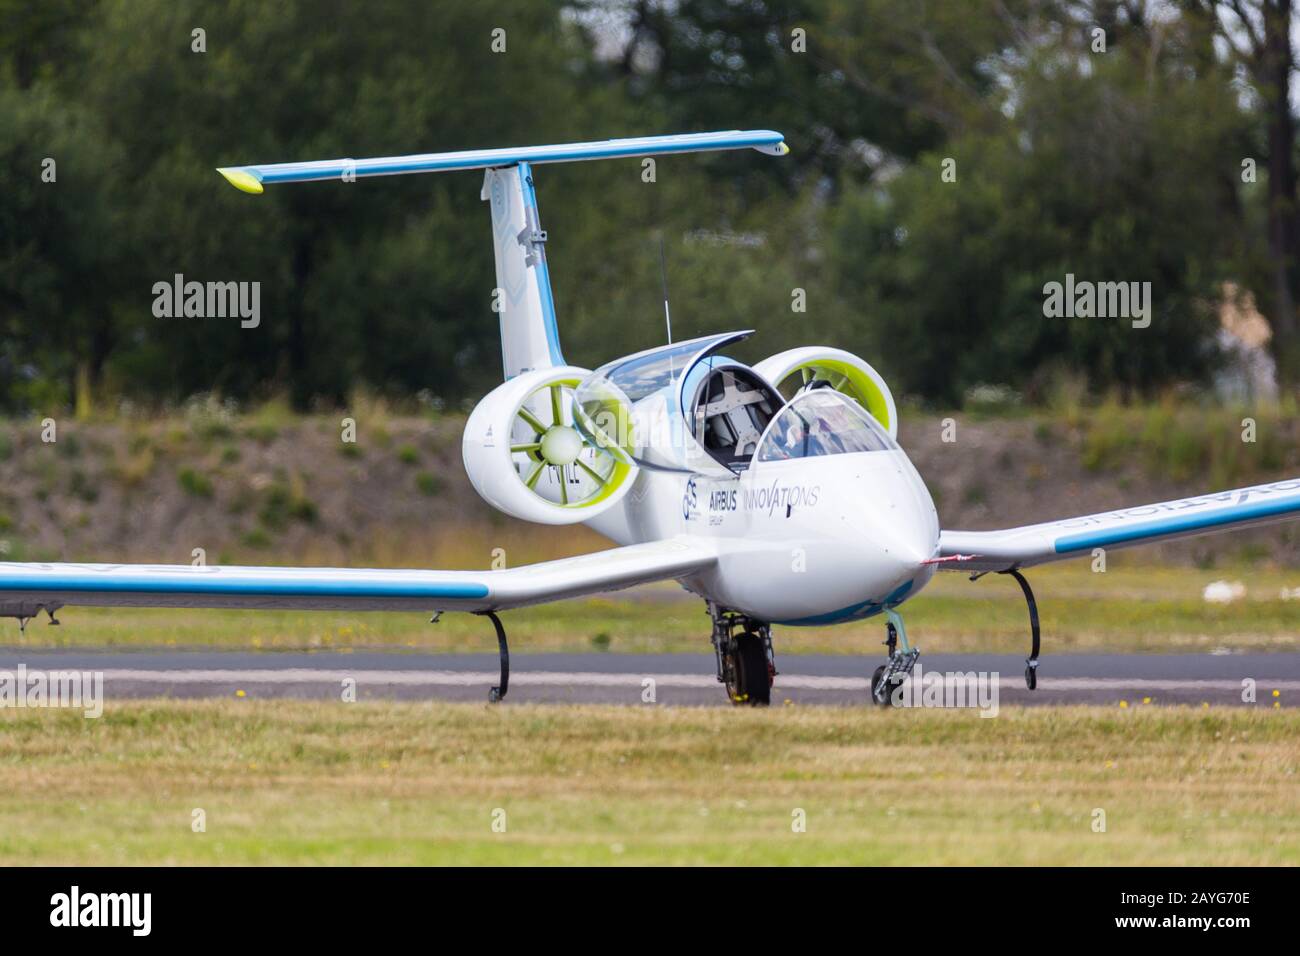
left=0, top=409, right=1295, bottom=568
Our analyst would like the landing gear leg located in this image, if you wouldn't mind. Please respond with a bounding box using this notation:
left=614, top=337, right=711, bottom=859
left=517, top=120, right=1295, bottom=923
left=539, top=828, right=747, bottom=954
left=970, top=567, right=1041, bottom=690
left=1005, top=569, right=1040, bottom=690
left=871, top=609, right=920, bottom=707
left=477, top=610, right=510, bottom=703
left=708, top=603, right=775, bottom=707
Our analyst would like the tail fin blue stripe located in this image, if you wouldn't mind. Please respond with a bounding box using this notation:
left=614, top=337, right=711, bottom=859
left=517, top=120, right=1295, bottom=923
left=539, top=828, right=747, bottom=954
left=517, top=162, right=564, bottom=366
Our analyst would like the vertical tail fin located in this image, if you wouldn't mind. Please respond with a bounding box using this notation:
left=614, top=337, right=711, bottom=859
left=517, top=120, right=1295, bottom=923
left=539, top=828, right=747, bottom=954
left=215, top=130, right=789, bottom=382
left=482, top=161, right=564, bottom=378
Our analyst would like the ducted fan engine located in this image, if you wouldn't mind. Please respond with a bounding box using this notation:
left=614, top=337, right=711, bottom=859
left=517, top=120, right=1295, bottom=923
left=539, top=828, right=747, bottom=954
left=753, top=347, right=898, bottom=439
left=462, top=366, right=638, bottom=525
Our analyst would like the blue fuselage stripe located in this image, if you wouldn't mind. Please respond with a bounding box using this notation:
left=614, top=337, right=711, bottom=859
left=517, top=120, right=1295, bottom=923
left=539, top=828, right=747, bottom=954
left=1053, top=494, right=1300, bottom=553
left=0, top=576, right=489, bottom=599
left=774, top=581, right=914, bottom=627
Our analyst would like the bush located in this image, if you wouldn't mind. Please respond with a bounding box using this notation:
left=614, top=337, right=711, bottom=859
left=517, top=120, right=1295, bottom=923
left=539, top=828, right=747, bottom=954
left=177, top=468, right=214, bottom=498
left=259, top=481, right=317, bottom=529
left=69, top=469, right=99, bottom=503
left=416, top=472, right=445, bottom=497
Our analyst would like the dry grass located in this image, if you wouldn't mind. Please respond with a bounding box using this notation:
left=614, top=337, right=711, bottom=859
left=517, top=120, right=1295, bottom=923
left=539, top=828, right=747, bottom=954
left=0, top=700, right=1295, bottom=864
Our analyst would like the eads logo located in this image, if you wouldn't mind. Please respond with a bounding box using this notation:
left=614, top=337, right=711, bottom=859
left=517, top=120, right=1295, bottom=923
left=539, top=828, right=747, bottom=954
left=682, top=476, right=698, bottom=520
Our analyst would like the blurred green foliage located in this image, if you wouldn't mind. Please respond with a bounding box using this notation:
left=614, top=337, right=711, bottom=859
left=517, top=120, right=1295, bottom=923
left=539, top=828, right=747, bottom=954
left=0, top=1, right=1280, bottom=412
left=1078, top=396, right=1295, bottom=488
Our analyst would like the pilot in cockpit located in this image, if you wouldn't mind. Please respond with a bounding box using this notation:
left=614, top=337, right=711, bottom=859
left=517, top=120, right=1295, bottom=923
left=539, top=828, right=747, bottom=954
left=769, top=416, right=809, bottom=459
left=810, top=414, right=848, bottom=455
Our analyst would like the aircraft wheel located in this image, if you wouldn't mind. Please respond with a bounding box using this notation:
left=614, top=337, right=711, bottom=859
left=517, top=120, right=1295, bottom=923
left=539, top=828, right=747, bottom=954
left=871, top=665, right=896, bottom=707
left=725, top=632, right=772, bottom=707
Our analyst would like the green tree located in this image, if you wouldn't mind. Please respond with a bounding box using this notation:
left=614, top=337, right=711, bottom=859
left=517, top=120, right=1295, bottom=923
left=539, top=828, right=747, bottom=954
left=829, top=11, right=1247, bottom=402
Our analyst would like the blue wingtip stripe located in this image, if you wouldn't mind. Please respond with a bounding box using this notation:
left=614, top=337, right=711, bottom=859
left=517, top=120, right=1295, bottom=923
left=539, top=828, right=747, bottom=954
left=0, top=575, right=489, bottom=600
left=1053, top=494, right=1300, bottom=553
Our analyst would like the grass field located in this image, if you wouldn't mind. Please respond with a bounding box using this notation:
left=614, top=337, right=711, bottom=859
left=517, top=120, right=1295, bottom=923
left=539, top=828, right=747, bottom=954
left=7, top=560, right=1299, bottom=655
left=0, top=701, right=1295, bottom=865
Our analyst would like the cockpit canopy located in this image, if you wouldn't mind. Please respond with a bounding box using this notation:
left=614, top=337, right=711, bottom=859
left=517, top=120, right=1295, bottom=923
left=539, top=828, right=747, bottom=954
left=574, top=331, right=888, bottom=476
left=584, top=335, right=719, bottom=404
left=754, top=388, right=899, bottom=462
left=575, top=331, right=782, bottom=475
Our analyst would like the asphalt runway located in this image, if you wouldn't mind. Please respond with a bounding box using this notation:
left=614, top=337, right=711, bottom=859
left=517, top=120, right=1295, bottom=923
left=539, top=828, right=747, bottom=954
left=0, top=649, right=1296, bottom=708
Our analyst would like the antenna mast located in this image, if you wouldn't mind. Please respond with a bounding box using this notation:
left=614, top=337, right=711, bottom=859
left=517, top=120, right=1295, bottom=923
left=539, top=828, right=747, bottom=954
left=658, top=232, right=673, bottom=346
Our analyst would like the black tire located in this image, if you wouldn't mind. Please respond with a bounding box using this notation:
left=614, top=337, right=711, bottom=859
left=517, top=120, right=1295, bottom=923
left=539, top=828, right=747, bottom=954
left=871, top=664, right=896, bottom=707
left=726, top=633, right=772, bottom=706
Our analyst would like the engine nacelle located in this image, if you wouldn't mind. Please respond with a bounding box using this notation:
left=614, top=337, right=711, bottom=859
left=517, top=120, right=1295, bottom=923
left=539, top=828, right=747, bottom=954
left=753, top=347, right=898, bottom=439
left=462, top=366, right=639, bottom=525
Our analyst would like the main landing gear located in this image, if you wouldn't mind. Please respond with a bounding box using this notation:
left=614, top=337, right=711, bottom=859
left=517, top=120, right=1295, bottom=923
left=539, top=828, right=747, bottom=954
left=870, top=609, right=920, bottom=707
left=709, top=603, right=776, bottom=706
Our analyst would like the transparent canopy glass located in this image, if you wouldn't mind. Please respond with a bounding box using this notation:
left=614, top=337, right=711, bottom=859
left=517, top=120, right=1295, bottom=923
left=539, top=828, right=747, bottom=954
left=755, top=389, right=898, bottom=462
left=573, top=332, right=754, bottom=473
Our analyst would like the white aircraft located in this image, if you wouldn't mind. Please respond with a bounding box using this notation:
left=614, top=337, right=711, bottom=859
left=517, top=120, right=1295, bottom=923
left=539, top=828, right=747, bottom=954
left=3, top=130, right=1298, bottom=706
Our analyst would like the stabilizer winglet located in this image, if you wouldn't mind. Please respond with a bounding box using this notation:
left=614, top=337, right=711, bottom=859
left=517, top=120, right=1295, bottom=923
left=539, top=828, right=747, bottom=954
left=216, top=167, right=264, bottom=194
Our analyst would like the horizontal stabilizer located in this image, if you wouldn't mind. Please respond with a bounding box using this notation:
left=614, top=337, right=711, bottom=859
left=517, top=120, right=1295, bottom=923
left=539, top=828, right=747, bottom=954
left=218, top=130, right=788, bottom=193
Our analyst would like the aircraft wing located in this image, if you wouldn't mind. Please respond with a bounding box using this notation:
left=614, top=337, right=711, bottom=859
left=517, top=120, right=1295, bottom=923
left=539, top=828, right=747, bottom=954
left=0, top=537, right=715, bottom=618
left=937, top=477, right=1300, bottom=573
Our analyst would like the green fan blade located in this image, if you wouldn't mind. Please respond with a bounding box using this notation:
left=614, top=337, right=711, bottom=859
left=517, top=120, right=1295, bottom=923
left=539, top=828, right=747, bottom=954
left=550, top=384, right=564, bottom=426
left=576, top=458, right=608, bottom=485
left=518, top=407, right=547, bottom=434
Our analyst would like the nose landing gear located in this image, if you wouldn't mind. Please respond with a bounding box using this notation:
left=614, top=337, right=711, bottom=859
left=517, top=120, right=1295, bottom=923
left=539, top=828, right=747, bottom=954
left=871, top=608, right=920, bottom=707
left=709, top=603, right=775, bottom=706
